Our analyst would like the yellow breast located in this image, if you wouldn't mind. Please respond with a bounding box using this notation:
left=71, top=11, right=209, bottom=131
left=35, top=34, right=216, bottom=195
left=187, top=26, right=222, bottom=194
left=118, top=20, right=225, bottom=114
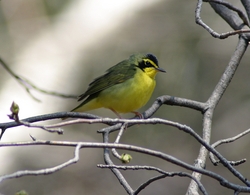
left=97, top=68, right=156, bottom=113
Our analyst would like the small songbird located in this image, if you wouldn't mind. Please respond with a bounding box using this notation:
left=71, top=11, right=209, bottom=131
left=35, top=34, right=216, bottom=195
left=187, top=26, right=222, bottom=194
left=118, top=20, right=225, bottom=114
left=70, top=53, right=166, bottom=118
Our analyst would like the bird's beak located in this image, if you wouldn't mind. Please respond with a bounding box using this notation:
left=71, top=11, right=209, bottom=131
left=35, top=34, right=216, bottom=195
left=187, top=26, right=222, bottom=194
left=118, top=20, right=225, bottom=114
left=155, top=67, right=166, bottom=73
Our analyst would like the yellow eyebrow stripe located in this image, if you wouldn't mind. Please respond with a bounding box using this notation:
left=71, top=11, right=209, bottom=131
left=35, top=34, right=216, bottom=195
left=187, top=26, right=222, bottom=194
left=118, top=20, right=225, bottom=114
left=143, top=59, right=158, bottom=68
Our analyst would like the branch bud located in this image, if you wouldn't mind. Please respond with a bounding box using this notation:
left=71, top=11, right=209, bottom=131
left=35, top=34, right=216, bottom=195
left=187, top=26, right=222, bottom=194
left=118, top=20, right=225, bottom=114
left=121, top=153, right=132, bottom=164
left=8, top=101, right=20, bottom=121
left=10, top=101, right=19, bottom=115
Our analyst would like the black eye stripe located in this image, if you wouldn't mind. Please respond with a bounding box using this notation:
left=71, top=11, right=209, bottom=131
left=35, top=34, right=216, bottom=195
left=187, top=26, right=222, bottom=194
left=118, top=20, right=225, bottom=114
left=138, top=59, right=156, bottom=71
left=144, top=59, right=156, bottom=68
left=136, top=54, right=159, bottom=71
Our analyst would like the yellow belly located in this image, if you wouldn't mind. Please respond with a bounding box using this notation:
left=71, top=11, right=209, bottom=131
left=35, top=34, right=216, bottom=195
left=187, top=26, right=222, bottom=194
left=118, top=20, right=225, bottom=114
left=97, top=69, right=156, bottom=113
left=74, top=69, right=156, bottom=114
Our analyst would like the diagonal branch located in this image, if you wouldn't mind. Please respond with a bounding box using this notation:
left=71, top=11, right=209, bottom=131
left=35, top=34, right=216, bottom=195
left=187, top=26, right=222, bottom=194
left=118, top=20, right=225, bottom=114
left=209, top=128, right=250, bottom=165
left=102, top=131, right=134, bottom=195
left=187, top=36, right=249, bottom=194
left=98, top=165, right=208, bottom=195
left=206, top=0, right=250, bottom=26
left=195, top=0, right=250, bottom=39
left=0, top=143, right=82, bottom=183
left=241, top=0, right=250, bottom=21
left=0, top=57, right=78, bottom=101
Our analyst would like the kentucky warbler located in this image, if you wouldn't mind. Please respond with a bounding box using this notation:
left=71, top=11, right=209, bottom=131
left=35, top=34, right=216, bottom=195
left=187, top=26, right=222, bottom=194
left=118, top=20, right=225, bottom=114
left=70, top=53, right=165, bottom=118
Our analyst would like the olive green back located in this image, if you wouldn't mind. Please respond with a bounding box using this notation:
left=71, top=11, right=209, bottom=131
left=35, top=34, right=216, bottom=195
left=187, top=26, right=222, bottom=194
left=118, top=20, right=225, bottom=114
left=77, top=57, right=138, bottom=105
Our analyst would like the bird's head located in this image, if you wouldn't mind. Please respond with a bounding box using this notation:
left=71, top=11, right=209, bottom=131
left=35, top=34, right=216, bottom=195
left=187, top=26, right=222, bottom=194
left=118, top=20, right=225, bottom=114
left=131, top=53, right=166, bottom=79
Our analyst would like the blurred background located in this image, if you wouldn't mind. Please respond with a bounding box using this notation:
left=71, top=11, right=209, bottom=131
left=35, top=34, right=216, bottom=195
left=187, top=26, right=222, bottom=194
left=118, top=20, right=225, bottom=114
left=0, top=0, right=249, bottom=194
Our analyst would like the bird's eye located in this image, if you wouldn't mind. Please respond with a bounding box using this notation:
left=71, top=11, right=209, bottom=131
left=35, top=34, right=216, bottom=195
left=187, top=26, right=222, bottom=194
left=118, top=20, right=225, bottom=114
left=145, top=61, right=151, bottom=66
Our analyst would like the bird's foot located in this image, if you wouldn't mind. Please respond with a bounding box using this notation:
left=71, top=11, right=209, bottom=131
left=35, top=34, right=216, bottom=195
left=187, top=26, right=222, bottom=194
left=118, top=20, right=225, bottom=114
left=132, top=111, right=144, bottom=119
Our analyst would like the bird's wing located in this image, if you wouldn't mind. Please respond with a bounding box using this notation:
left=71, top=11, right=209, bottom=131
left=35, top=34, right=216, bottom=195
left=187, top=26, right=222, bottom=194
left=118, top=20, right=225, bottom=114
left=78, top=60, right=136, bottom=101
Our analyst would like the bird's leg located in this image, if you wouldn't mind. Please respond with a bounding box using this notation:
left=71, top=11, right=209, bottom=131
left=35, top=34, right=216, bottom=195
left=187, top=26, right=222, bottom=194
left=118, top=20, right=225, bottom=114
left=109, top=108, right=129, bottom=134
left=132, top=111, right=144, bottom=119
left=109, top=108, right=122, bottom=119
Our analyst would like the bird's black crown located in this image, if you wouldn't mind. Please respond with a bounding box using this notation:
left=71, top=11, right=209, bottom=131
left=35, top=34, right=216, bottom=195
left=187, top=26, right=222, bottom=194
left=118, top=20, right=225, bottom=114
left=146, top=53, right=158, bottom=66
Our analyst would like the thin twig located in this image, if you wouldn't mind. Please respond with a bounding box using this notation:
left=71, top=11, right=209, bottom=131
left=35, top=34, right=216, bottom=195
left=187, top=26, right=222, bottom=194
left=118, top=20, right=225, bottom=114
left=195, top=0, right=250, bottom=39
left=102, top=132, right=134, bottom=194
left=17, top=120, right=63, bottom=134
left=135, top=175, right=168, bottom=195
left=111, top=123, right=128, bottom=160
left=156, top=95, right=207, bottom=113
left=0, top=143, right=82, bottom=183
left=0, top=57, right=78, bottom=101
left=97, top=165, right=208, bottom=195
left=209, top=128, right=250, bottom=165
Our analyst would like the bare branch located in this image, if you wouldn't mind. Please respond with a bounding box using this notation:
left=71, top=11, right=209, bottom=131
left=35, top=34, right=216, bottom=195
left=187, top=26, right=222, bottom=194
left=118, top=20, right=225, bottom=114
left=0, top=112, right=100, bottom=139
left=241, top=0, right=250, bottom=21
left=187, top=33, right=249, bottom=194
left=102, top=131, right=136, bottom=195
left=0, top=143, right=82, bottom=183
left=209, top=0, right=246, bottom=30
left=6, top=103, right=64, bottom=134
left=98, top=165, right=208, bottom=195
left=111, top=123, right=128, bottom=161
left=1, top=140, right=250, bottom=193
left=155, top=95, right=207, bottom=113
left=189, top=2, right=250, bottom=190
left=209, top=128, right=250, bottom=165
left=195, top=0, right=250, bottom=39
left=18, top=120, right=64, bottom=134
left=135, top=175, right=168, bottom=195
left=206, top=0, right=249, bottom=26
left=1, top=109, right=250, bottom=188
left=0, top=57, right=78, bottom=102
left=0, top=95, right=205, bottom=140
